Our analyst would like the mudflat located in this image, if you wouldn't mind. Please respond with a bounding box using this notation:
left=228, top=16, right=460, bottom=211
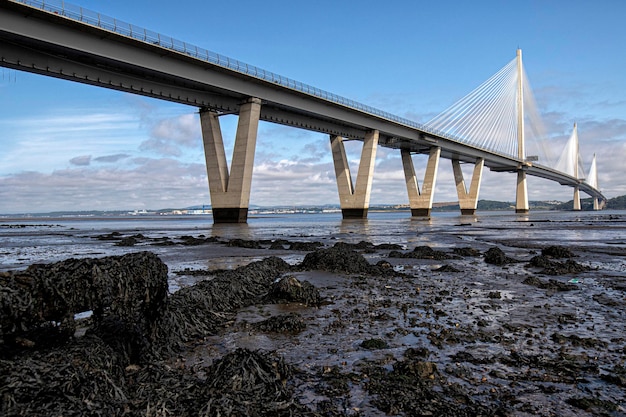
left=1, top=213, right=625, bottom=416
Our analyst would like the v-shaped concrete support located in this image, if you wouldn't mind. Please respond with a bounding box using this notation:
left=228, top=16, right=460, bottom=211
left=402, top=147, right=440, bottom=217
left=330, top=130, right=379, bottom=218
left=200, top=98, right=261, bottom=223
left=452, top=158, right=484, bottom=215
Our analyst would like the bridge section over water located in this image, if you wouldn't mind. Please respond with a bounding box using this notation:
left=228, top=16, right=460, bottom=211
left=0, top=0, right=605, bottom=222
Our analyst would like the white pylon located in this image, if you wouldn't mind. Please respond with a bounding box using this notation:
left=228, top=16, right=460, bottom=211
left=515, top=49, right=529, bottom=214
left=587, top=153, right=602, bottom=210
left=572, top=123, right=581, bottom=211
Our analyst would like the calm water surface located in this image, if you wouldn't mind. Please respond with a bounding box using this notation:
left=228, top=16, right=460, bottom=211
left=1, top=209, right=625, bottom=273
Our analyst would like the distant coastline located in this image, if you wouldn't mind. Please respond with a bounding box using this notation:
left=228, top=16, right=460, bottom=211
left=2, top=195, right=625, bottom=218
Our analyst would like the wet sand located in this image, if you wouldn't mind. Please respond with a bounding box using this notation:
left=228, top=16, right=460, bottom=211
left=1, top=213, right=626, bottom=416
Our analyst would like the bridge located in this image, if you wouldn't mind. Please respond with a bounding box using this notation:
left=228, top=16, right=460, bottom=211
left=0, top=0, right=605, bottom=222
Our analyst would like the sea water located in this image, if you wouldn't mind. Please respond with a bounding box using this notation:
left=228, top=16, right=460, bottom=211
left=1, top=209, right=625, bottom=273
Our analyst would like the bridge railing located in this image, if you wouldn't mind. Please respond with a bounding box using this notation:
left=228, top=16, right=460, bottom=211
left=11, top=0, right=520, bottom=161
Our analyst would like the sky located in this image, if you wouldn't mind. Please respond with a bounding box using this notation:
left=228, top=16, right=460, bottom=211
left=1, top=0, right=625, bottom=213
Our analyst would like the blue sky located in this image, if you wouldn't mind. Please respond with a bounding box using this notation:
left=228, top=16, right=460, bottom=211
left=1, top=0, right=625, bottom=213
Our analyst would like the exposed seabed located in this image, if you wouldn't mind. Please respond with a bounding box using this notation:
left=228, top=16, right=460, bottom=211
left=1, top=211, right=625, bottom=416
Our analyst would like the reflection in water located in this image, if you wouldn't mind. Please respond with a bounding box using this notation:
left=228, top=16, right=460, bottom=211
left=210, top=222, right=252, bottom=240
left=338, top=218, right=370, bottom=239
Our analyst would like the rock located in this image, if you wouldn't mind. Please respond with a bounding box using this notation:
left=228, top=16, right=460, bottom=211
left=94, top=231, right=123, bottom=241
left=528, top=255, right=553, bottom=268
left=360, top=338, right=389, bottom=350
left=453, top=247, right=482, bottom=257
left=227, top=238, right=262, bottom=249
left=522, top=276, right=578, bottom=291
left=201, top=348, right=299, bottom=415
left=264, top=275, right=323, bottom=306
left=542, top=245, right=576, bottom=258
left=288, top=241, right=323, bottom=251
left=394, top=360, right=439, bottom=379
left=1, top=251, right=169, bottom=352
left=389, top=245, right=450, bottom=260
left=157, top=257, right=292, bottom=349
left=252, top=313, right=306, bottom=333
left=484, top=247, right=516, bottom=265
left=299, top=245, right=375, bottom=274
left=528, top=256, right=590, bottom=275
left=269, top=240, right=287, bottom=250
left=180, top=235, right=217, bottom=246
left=434, top=265, right=460, bottom=272
left=115, top=236, right=137, bottom=246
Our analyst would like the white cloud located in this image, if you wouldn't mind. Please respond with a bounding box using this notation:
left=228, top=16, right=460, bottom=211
left=93, top=153, right=131, bottom=163
left=139, top=113, right=201, bottom=156
left=69, top=155, right=92, bottom=166
left=0, top=159, right=210, bottom=213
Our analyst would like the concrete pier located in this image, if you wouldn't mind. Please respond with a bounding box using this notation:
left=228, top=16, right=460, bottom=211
left=452, top=158, right=484, bottom=215
left=402, top=147, right=440, bottom=217
left=330, top=131, right=379, bottom=218
left=200, top=98, right=261, bottom=223
left=515, top=169, right=529, bottom=214
left=573, top=186, right=581, bottom=210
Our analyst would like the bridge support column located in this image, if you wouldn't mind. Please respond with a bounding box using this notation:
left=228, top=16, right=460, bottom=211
left=330, top=131, right=379, bottom=218
left=573, top=186, right=581, bottom=211
left=593, top=198, right=600, bottom=211
left=515, top=169, right=529, bottom=214
left=452, top=158, right=484, bottom=215
left=200, top=98, right=261, bottom=223
left=402, top=147, right=440, bottom=217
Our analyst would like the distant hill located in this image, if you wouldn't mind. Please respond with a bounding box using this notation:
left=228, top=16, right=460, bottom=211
left=5, top=196, right=626, bottom=217
left=432, top=199, right=562, bottom=212
left=552, top=199, right=595, bottom=211
left=606, top=195, right=626, bottom=209
left=550, top=194, right=626, bottom=211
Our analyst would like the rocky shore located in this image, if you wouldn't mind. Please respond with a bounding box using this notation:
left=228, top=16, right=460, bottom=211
left=1, top=224, right=625, bottom=416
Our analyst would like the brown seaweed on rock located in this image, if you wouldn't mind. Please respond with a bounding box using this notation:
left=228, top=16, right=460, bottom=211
left=0, top=253, right=332, bottom=417
left=0, top=251, right=169, bottom=355
left=0, top=335, right=129, bottom=416
left=154, top=256, right=292, bottom=353
left=360, top=353, right=501, bottom=416
left=484, top=247, right=518, bottom=265
left=0, top=338, right=314, bottom=416
left=199, top=348, right=312, bottom=416
left=542, top=245, right=577, bottom=258
left=527, top=255, right=590, bottom=275
left=264, top=275, right=323, bottom=306
left=299, top=244, right=393, bottom=275
left=252, top=313, right=306, bottom=333
left=522, top=276, right=578, bottom=291
left=389, top=245, right=451, bottom=260
left=453, top=247, right=482, bottom=257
